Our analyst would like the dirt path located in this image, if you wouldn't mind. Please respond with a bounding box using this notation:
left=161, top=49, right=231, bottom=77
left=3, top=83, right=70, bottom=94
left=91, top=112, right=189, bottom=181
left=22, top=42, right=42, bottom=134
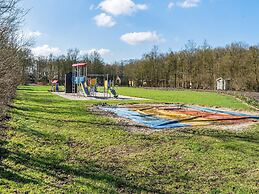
left=237, top=91, right=259, bottom=101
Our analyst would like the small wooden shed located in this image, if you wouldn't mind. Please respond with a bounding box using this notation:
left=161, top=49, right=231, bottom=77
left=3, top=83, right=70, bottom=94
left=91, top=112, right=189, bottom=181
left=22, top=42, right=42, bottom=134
left=216, top=77, right=230, bottom=90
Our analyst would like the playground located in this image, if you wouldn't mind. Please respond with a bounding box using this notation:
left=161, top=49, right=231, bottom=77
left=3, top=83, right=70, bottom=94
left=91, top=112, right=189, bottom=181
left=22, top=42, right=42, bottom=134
left=50, top=62, right=259, bottom=130
left=51, top=64, right=259, bottom=130
left=61, top=63, right=121, bottom=100
left=1, top=85, right=258, bottom=193
left=51, top=63, right=147, bottom=101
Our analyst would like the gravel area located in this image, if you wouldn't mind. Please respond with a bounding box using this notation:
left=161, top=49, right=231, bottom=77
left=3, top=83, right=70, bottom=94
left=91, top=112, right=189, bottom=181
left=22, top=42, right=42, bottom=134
left=52, top=92, right=147, bottom=101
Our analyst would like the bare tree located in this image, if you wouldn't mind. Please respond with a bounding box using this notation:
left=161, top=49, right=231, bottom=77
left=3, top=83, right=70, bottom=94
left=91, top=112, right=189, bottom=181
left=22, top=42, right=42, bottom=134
left=0, top=0, right=30, bottom=118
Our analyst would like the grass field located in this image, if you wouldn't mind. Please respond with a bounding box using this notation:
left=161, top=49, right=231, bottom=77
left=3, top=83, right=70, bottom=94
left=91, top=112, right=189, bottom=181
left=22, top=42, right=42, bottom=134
left=0, top=86, right=258, bottom=193
left=116, top=87, right=255, bottom=111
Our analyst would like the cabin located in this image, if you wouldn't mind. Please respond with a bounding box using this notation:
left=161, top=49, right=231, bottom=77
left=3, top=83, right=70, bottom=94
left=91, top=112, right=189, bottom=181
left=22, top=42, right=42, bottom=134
left=216, top=77, right=230, bottom=90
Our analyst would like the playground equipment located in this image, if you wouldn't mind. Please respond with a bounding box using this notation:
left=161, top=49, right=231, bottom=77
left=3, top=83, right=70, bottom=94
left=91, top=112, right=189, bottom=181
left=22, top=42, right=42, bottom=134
left=108, top=80, right=118, bottom=98
left=51, top=80, right=59, bottom=92
left=65, top=63, right=118, bottom=98
left=87, top=74, right=109, bottom=98
left=71, top=63, right=88, bottom=96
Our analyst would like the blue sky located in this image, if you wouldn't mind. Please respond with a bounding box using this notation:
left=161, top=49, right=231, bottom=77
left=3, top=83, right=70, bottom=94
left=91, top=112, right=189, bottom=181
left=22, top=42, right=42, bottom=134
left=20, top=0, right=259, bottom=62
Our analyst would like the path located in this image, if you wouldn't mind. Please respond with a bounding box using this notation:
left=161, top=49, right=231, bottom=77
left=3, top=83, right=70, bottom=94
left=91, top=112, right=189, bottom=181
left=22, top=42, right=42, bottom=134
left=53, top=92, right=146, bottom=101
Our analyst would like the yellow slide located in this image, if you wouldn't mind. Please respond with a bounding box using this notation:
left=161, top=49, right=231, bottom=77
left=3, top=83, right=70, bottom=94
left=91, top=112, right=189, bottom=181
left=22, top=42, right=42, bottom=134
left=80, top=83, right=88, bottom=97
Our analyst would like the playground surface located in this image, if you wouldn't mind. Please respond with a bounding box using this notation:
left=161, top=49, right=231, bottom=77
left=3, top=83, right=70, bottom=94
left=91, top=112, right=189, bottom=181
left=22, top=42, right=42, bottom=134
left=53, top=91, right=146, bottom=101
left=99, top=104, right=259, bottom=131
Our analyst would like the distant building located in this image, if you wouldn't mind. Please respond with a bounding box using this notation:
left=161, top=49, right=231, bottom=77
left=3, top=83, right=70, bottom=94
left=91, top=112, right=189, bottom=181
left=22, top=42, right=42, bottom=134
left=216, top=77, right=230, bottom=90
left=128, top=80, right=134, bottom=87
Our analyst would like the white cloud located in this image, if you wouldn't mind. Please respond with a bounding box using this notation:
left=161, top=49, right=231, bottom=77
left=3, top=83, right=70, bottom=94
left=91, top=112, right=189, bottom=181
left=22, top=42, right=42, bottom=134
left=27, top=31, right=42, bottom=38
left=98, top=0, right=148, bottom=16
left=120, top=31, right=165, bottom=45
left=80, top=48, right=111, bottom=56
left=177, top=0, right=200, bottom=8
left=32, top=45, right=62, bottom=57
left=94, top=13, right=116, bottom=27
left=168, top=2, right=175, bottom=9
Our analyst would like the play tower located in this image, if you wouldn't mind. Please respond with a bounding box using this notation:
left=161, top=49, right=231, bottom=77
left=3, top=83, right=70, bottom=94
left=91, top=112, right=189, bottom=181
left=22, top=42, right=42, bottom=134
left=72, top=63, right=88, bottom=95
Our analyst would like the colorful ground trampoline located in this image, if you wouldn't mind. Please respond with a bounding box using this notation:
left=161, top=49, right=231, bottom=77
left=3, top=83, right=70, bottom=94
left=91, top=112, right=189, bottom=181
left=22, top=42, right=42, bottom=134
left=100, top=104, right=259, bottom=129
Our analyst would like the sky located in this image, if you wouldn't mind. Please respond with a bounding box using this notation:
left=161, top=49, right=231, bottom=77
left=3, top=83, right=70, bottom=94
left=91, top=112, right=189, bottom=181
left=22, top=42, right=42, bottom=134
left=20, top=0, right=259, bottom=63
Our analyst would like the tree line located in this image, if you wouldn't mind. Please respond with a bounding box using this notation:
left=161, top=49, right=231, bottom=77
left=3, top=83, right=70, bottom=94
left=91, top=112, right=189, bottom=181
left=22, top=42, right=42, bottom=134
left=30, top=49, right=126, bottom=85
left=0, top=0, right=32, bottom=118
left=125, top=42, right=259, bottom=91
left=29, top=41, right=259, bottom=92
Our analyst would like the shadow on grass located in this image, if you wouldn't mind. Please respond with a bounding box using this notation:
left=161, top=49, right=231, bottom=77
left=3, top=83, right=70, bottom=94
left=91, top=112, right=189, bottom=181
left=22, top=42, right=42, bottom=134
left=12, top=107, right=149, bottom=130
left=10, top=104, right=81, bottom=116
left=0, top=165, right=40, bottom=185
left=7, top=149, right=163, bottom=193
left=13, top=120, right=258, bottom=193
left=0, top=124, right=40, bottom=185
left=6, top=88, right=258, bottom=192
left=3, top=123, right=163, bottom=193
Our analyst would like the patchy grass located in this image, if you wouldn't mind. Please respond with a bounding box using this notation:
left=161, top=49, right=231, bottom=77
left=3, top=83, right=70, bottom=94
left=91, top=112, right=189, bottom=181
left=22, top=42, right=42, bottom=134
left=0, top=86, right=258, bottom=193
left=116, top=87, right=254, bottom=111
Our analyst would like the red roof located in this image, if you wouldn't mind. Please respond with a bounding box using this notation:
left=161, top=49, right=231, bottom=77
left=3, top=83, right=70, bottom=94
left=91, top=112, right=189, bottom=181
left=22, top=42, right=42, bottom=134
left=52, top=80, right=58, bottom=84
left=72, top=63, right=88, bottom=67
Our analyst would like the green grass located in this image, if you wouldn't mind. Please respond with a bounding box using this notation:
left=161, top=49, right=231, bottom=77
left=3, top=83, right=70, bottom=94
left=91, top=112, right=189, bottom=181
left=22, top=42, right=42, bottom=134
left=116, top=87, right=255, bottom=111
left=0, top=85, right=258, bottom=193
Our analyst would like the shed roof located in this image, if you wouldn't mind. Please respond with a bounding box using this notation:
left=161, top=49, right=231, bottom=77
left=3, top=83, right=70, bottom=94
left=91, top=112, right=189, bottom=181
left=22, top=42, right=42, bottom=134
left=216, top=77, right=224, bottom=81
left=72, top=63, right=88, bottom=67
left=216, top=77, right=231, bottom=81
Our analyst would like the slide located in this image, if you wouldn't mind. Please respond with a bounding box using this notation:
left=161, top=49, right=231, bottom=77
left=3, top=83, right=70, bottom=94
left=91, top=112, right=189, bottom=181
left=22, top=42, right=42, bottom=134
left=80, top=83, right=89, bottom=97
left=109, top=88, right=118, bottom=98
